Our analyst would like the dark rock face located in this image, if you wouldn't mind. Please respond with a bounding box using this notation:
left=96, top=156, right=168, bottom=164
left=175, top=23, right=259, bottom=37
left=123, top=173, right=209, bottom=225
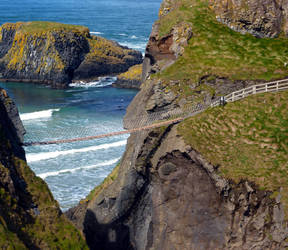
left=66, top=0, right=288, bottom=248
left=73, top=48, right=142, bottom=81
left=210, top=0, right=288, bottom=38
left=0, top=89, right=25, bottom=158
left=0, top=89, right=87, bottom=248
left=112, top=78, right=141, bottom=89
left=0, top=22, right=142, bottom=88
left=67, top=126, right=288, bottom=249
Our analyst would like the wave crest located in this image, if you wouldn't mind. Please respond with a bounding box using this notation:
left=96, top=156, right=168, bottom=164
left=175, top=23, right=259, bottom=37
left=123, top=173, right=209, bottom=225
left=20, top=109, right=60, bottom=121
left=26, top=140, right=126, bottom=162
left=38, top=158, right=120, bottom=179
left=69, top=77, right=116, bottom=88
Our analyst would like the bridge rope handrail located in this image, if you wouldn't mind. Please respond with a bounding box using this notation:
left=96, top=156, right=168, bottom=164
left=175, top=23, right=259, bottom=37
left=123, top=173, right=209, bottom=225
left=23, top=78, right=288, bottom=146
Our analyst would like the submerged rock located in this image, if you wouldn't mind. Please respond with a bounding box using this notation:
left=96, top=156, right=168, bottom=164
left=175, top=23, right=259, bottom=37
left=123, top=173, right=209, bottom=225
left=0, top=21, right=142, bottom=88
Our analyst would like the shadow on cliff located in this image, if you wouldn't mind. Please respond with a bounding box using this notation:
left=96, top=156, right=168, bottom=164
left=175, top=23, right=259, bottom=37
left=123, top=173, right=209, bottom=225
left=83, top=209, right=135, bottom=250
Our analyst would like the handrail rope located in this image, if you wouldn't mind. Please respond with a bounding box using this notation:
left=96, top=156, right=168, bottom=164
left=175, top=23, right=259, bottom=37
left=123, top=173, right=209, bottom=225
left=24, top=79, right=288, bottom=146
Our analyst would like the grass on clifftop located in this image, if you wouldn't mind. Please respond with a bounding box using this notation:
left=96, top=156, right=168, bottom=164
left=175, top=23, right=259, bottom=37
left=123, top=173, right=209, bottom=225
left=118, top=64, right=142, bottom=80
left=2, top=21, right=89, bottom=35
left=178, top=91, right=288, bottom=210
left=156, top=0, right=288, bottom=86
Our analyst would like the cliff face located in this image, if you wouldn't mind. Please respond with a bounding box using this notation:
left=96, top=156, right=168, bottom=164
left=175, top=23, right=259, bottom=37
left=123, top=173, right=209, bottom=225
left=67, top=0, right=288, bottom=249
left=0, top=89, right=88, bottom=249
left=0, top=22, right=142, bottom=88
left=210, top=0, right=288, bottom=38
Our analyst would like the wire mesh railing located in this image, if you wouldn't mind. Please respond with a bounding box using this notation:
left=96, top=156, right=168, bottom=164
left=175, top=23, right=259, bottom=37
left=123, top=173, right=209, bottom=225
left=23, top=78, right=288, bottom=146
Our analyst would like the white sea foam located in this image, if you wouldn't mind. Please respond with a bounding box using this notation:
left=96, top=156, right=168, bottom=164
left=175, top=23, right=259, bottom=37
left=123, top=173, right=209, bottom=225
left=20, top=109, right=60, bottom=121
left=119, top=33, right=127, bottom=36
left=119, top=41, right=147, bottom=51
left=90, top=31, right=103, bottom=35
left=26, top=140, right=127, bottom=162
left=131, top=35, right=137, bottom=39
left=38, top=158, right=120, bottom=179
left=69, top=77, right=117, bottom=88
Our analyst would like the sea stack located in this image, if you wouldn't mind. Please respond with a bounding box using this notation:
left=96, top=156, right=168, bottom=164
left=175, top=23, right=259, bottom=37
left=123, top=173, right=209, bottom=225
left=0, top=21, right=143, bottom=88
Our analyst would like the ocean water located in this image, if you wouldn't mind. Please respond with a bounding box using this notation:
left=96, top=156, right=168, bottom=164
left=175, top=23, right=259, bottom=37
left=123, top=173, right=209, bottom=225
left=0, top=0, right=162, bottom=54
left=0, top=0, right=162, bottom=210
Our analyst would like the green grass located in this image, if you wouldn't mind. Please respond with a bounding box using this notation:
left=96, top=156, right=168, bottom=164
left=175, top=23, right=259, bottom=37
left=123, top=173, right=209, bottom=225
left=16, top=21, right=89, bottom=34
left=178, top=91, right=288, bottom=211
left=155, top=0, right=288, bottom=98
left=0, top=124, right=88, bottom=249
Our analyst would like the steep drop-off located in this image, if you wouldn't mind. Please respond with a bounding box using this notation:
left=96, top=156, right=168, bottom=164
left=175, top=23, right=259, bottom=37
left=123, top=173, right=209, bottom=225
left=0, top=89, right=88, bottom=249
left=0, top=21, right=142, bottom=88
left=67, top=0, right=288, bottom=249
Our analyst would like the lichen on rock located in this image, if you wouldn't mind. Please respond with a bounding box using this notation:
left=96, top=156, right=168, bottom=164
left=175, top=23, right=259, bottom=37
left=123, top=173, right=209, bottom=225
left=0, top=21, right=142, bottom=88
left=112, top=64, right=143, bottom=89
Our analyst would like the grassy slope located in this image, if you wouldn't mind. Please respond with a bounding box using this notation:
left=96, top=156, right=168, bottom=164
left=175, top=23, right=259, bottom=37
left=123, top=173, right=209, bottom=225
left=156, top=0, right=288, bottom=97
left=178, top=91, right=288, bottom=208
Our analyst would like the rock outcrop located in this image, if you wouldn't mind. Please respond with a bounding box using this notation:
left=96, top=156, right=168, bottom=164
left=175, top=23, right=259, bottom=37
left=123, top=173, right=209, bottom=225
left=210, top=0, right=288, bottom=38
left=0, top=88, right=88, bottom=248
left=0, top=21, right=142, bottom=88
left=112, top=64, right=142, bottom=89
left=66, top=0, right=288, bottom=249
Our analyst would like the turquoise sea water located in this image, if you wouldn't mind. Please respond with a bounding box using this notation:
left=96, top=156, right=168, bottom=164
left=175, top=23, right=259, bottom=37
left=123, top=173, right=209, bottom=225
left=0, top=0, right=161, bottom=210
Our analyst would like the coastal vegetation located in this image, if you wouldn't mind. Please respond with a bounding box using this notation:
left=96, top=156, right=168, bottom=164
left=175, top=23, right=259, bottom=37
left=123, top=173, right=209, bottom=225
left=155, top=0, right=288, bottom=98
left=178, top=91, right=288, bottom=212
left=117, top=64, right=142, bottom=81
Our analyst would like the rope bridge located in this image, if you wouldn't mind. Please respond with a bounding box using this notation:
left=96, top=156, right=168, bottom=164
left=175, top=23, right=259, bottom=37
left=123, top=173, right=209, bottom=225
left=23, top=79, right=288, bottom=146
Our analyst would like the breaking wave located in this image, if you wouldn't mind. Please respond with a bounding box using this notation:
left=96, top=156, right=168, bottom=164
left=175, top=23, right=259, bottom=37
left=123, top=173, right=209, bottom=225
left=90, top=31, right=103, bottom=35
left=20, top=109, right=60, bottom=121
left=38, top=158, right=120, bottom=179
left=26, top=140, right=127, bottom=162
left=69, top=77, right=116, bottom=88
